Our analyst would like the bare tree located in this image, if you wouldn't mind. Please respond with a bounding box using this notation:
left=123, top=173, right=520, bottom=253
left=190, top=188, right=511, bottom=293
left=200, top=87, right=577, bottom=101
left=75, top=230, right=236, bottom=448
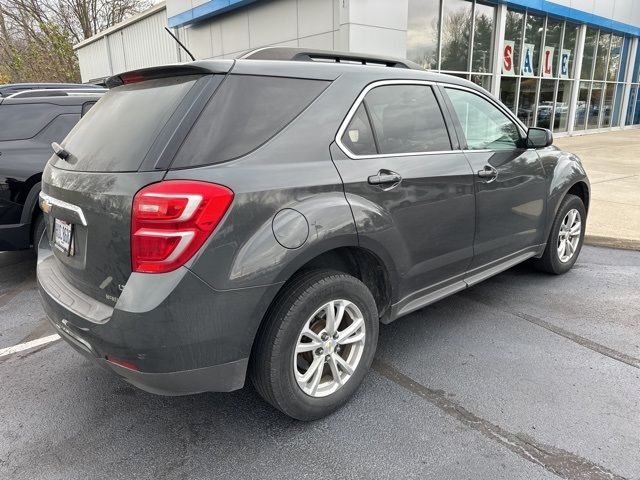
left=0, top=0, right=150, bottom=82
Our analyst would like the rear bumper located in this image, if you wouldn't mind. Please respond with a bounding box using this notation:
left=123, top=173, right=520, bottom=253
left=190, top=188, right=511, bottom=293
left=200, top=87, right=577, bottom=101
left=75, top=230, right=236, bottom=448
left=48, top=316, right=247, bottom=395
left=0, top=223, right=30, bottom=250
left=37, top=247, right=278, bottom=395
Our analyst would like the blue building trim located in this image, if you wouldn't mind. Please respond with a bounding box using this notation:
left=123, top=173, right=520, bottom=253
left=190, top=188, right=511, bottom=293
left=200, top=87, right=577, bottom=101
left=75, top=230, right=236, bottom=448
left=497, top=0, right=640, bottom=37
left=167, top=0, right=259, bottom=28
left=168, top=0, right=640, bottom=35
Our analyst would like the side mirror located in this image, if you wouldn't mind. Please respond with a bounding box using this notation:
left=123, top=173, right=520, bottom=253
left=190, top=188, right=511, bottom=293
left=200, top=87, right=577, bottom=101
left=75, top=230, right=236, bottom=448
left=526, top=127, right=553, bottom=148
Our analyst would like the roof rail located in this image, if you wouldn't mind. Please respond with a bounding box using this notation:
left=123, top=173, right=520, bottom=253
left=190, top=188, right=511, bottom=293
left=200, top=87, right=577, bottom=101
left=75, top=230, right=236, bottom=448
left=6, top=88, right=107, bottom=99
left=240, top=47, right=423, bottom=70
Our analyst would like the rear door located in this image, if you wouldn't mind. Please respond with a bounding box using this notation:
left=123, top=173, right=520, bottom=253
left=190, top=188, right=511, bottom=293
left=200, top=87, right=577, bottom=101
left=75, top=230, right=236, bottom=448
left=332, top=81, right=476, bottom=303
left=441, top=85, right=547, bottom=271
left=41, top=73, right=220, bottom=304
left=0, top=100, right=80, bottom=224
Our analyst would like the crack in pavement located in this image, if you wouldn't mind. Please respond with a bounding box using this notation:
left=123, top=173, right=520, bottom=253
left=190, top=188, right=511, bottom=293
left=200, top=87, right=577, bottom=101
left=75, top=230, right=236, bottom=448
left=373, top=359, right=627, bottom=480
left=461, top=293, right=640, bottom=370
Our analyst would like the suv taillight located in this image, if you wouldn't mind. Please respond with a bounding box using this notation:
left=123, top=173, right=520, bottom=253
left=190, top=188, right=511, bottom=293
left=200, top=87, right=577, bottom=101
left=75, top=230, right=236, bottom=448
left=131, top=180, right=233, bottom=273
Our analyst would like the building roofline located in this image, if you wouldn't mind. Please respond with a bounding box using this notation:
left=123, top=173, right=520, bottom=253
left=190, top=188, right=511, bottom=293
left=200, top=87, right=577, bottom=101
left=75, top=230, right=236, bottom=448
left=74, top=1, right=167, bottom=50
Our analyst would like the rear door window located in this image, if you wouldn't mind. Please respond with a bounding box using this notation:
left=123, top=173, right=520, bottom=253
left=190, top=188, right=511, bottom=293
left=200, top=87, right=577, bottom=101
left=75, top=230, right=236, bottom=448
left=0, top=104, right=62, bottom=141
left=365, top=84, right=451, bottom=154
left=171, top=75, right=329, bottom=168
left=340, top=104, right=377, bottom=156
left=57, top=75, right=200, bottom=172
left=339, top=84, right=452, bottom=157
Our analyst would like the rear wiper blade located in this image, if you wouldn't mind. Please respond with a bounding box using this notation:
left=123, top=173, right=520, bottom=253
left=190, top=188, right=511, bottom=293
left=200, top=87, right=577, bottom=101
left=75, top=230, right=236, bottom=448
left=51, top=142, right=70, bottom=160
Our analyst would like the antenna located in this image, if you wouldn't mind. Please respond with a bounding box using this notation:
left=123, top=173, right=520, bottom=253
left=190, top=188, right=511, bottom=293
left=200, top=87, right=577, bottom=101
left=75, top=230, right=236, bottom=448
left=164, top=27, right=196, bottom=62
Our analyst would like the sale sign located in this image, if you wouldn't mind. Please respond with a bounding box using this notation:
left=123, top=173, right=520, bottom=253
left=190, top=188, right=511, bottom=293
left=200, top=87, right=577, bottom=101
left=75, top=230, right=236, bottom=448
left=560, top=49, right=571, bottom=78
left=503, top=40, right=515, bottom=75
left=521, top=43, right=535, bottom=76
left=542, top=46, right=554, bottom=77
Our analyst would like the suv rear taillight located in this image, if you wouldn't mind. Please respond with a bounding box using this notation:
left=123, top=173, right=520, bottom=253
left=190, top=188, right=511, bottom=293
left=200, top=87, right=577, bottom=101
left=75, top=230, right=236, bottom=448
left=131, top=180, right=233, bottom=273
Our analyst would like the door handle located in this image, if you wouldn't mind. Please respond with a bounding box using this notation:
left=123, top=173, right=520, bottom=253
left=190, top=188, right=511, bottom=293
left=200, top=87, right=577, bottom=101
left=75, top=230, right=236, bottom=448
left=477, top=165, right=498, bottom=182
left=368, top=170, right=402, bottom=188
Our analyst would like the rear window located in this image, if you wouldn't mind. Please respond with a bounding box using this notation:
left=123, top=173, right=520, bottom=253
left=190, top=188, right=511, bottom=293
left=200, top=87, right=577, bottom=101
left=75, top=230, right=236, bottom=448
left=57, top=75, right=199, bottom=172
left=170, top=75, right=329, bottom=168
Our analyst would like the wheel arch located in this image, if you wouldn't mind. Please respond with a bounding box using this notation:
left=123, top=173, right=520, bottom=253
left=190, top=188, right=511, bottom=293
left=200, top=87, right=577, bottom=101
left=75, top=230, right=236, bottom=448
left=248, top=243, right=397, bottom=364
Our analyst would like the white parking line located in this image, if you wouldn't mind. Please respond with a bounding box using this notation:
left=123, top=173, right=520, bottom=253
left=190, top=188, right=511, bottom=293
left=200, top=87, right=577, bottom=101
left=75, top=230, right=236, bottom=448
left=0, top=334, right=61, bottom=358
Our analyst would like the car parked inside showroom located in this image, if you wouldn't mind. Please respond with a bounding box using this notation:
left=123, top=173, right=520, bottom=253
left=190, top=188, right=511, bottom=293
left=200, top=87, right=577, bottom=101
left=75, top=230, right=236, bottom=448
left=0, top=85, right=105, bottom=250
left=36, top=48, right=590, bottom=420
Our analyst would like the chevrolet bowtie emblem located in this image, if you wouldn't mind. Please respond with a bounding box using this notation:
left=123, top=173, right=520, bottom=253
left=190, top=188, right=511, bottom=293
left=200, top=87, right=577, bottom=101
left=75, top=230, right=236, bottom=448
left=39, top=195, right=51, bottom=214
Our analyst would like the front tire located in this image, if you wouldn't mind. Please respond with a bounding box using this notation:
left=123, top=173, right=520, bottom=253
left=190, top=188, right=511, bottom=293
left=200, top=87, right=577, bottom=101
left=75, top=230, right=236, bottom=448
left=250, top=269, right=378, bottom=421
left=534, top=194, right=586, bottom=274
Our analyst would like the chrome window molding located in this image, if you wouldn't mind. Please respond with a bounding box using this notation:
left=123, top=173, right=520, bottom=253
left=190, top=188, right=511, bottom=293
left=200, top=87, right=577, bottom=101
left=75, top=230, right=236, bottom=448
left=335, top=79, right=459, bottom=160
left=440, top=82, right=529, bottom=138
left=335, top=79, right=529, bottom=161
left=39, top=191, right=88, bottom=226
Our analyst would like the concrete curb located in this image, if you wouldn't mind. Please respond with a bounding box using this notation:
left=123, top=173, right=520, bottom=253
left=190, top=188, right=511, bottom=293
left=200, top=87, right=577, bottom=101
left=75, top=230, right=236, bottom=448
left=584, top=235, right=640, bottom=252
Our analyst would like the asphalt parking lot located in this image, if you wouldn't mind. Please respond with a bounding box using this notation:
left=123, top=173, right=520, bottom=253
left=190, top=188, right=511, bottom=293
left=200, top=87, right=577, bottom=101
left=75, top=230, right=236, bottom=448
left=1, top=246, right=639, bottom=480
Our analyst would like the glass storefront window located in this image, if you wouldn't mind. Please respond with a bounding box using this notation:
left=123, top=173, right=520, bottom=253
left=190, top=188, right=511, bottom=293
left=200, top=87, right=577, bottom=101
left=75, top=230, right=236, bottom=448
left=575, top=81, right=590, bottom=129
left=611, top=84, right=624, bottom=127
left=544, top=18, right=563, bottom=77
left=581, top=28, right=598, bottom=79
left=627, top=86, right=640, bottom=125
left=471, top=2, right=495, bottom=73
left=523, top=12, right=544, bottom=75
left=470, top=74, right=491, bottom=91
left=587, top=82, right=603, bottom=128
left=407, top=0, right=440, bottom=69
left=504, top=10, right=524, bottom=75
left=500, top=76, right=518, bottom=113
left=518, top=78, right=538, bottom=126
left=563, top=23, right=579, bottom=78
left=601, top=83, right=615, bottom=127
left=538, top=79, right=556, bottom=128
left=593, top=32, right=611, bottom=80
left=554, top=80, right=572, bottom=132
left=440, top=0, right=473, bottom=71
left=607, top=35, right=623, bottom=81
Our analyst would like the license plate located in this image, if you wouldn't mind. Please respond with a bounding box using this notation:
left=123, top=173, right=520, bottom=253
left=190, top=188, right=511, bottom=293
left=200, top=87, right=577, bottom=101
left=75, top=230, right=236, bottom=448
left=54, top=219, right=73, bottom=255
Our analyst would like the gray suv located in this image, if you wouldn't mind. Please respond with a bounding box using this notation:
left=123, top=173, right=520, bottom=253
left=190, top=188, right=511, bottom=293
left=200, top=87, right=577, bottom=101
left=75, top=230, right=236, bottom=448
left=37, top=48, right=590, bottom=420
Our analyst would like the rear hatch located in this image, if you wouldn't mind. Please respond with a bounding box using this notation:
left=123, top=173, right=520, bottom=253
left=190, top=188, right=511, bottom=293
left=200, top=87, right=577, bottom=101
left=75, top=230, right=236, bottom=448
left=41, top=65, right=227, bottom=305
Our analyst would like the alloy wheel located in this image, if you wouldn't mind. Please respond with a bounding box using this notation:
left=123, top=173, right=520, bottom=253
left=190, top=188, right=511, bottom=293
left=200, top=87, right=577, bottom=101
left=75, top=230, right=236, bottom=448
left=557, top=208, right=582, bottom=263
left=293, top=299, right=366, bottom=398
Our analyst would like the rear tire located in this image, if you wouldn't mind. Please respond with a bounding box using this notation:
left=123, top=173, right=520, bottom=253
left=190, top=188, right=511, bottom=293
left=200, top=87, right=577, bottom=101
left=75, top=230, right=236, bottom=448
left=250, top=269, right=378, bottom=421
left=533, top=194, right=586, bottom=274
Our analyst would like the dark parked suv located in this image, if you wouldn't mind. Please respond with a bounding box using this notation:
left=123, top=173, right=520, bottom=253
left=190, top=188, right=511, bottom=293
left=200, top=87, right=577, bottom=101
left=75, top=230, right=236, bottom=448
left=0, top=87, right=105, bottom=250
left=37, top=48, right=590, bottom=420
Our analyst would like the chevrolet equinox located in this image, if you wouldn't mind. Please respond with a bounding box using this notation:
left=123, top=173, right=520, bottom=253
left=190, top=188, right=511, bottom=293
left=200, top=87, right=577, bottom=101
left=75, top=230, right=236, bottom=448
left=37, top=48, right=590, bottom=420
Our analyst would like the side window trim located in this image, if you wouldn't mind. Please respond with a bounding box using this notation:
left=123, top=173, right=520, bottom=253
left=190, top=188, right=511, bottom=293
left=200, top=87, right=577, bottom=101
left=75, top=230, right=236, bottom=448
left=433, top=86, right=462, bottom=150
left=362, top=99, right=381, bottom=154
left=439, top=83, right=528, bottom=151
left=336, top=79, right=459, bottom=160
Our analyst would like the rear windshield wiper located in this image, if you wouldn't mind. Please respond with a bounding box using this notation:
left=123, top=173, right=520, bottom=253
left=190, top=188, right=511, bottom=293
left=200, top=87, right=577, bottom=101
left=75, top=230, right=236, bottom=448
left=51, top=142, right=70, bottom=160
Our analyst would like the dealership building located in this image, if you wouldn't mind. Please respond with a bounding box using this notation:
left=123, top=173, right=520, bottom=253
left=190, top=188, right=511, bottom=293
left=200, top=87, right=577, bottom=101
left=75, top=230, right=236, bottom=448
left=75, top=0, right=640, bottom=135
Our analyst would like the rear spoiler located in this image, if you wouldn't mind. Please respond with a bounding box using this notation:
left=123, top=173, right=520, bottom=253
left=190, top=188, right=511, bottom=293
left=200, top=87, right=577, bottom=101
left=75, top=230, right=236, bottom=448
left=106, top=61, right=234, bottom=88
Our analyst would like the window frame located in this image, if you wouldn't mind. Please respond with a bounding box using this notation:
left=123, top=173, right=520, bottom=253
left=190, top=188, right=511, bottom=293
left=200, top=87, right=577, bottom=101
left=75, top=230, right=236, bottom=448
left=440, top=83, right=528, bottom=151
left=335, top=79, right=456, bottom=160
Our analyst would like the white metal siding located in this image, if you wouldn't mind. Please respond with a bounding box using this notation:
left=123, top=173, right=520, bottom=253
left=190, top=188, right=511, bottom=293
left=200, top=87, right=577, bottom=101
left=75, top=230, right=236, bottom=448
left=119, top=9, right=178, bottom=72
left=76, top=39, right=110, bottom=82
left=75, top=8, right=179, bottom=82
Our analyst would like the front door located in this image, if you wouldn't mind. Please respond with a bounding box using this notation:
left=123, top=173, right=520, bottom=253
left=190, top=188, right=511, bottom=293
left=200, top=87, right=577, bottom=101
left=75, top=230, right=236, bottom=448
left=331, top=82, right=476, bottom=303
left=442, top=86, right=547, bottom=270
